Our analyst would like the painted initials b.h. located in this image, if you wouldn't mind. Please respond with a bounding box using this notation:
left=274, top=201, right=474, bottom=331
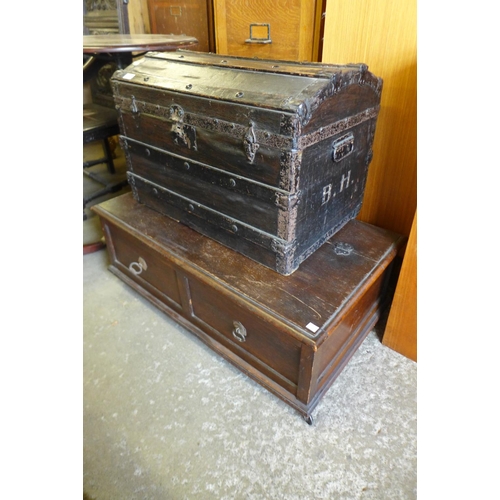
left=322, top=184, right=332, bottom=205
left=339, top=170, right=351, bottom=192
left=322, top=169, right=353, bottom=205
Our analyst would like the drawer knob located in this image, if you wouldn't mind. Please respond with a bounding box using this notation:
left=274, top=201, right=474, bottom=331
left=129, top=257, right=147, bottom=276
left=232, top=321, right=247, bottom=342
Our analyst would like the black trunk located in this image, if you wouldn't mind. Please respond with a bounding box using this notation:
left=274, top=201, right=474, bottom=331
left=111, top=50, right=383, bottom=275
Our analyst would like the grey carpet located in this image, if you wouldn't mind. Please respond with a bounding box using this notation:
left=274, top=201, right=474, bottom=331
left=83, top=246, right=417, bottom=500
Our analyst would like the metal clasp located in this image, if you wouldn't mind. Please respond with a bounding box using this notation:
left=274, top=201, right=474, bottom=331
left=243, top=122, right=259, bottom=163
left=130, top=95, right=140, bottom=116
left=333, top=242, right=353, bottom=256
left=169, top=104, right=197, bottom=150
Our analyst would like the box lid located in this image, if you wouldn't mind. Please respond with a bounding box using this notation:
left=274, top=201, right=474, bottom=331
left=111, top=50, right=382, bottom=117
left=92, top=192, right=403, bottom=343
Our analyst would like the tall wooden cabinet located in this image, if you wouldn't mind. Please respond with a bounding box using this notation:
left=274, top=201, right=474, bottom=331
left=213, top=0, right=325, bottom=61
left=322, top=0, right=417, bottom=239
left=322, top=0, right=417, bottom=360
left=147, top=0, right=215, bottom=52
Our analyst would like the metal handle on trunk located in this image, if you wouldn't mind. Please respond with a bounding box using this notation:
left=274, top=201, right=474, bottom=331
left=332, top=133, right=354, bottom=162
left=129, top=257, right=148, bottom=276
left=245, top=23, right=272, bottom=44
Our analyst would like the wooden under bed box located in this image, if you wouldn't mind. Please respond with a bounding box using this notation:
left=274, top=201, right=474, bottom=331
left=92, top=193, right=403, bottom=424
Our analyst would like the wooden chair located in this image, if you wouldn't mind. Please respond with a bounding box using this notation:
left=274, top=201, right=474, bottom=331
left=83, top=103, right=127, bottom=220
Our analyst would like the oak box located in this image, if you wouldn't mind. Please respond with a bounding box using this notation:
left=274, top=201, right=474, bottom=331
left=93, top=193, right=402, bottom=423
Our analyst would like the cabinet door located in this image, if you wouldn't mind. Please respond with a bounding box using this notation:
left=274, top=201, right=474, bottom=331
left=147, top=0, right=214, bottom=52
left=213, top=0, right=323, bottom=61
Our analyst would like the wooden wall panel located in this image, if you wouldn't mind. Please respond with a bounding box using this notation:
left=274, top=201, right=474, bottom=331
left=383, top=211, right=417, bottom=361
left=322, top=0, right=417, bottom=237
left=128, top=0, right=151, bottom=34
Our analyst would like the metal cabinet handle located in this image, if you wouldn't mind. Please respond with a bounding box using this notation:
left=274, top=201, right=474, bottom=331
left=245, top=23, right=272, bottom=44
left=232, top=321, right=247, bottom=342
left=128, top=256, right=147, bottom=276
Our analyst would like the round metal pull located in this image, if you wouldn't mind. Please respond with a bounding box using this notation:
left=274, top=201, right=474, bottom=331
left=128, top=257, right=147, bottom=276
left=232, top=321, right=247, bottom=342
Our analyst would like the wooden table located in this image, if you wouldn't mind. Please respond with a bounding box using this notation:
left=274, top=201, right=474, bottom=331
left=83, top=34, right=199, bottom=80
left=83, top=33, right=198, bottom=55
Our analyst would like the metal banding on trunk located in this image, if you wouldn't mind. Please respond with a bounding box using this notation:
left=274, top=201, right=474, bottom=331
left=115, top=95, right=295, bottom=149
left=115, top=94, right=379, bottom=151
left=298, top=107, right=379, bottom=149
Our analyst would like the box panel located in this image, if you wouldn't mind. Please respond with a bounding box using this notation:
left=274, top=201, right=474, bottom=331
left=103, top=220, right=183, bottom=310
left=123, top=138, right=283, bottom=235
left=188, top=276, right=303, bottom=388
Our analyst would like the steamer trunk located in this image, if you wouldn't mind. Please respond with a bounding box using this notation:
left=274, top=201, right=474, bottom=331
left=111, top=50, right=383, bottom=275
